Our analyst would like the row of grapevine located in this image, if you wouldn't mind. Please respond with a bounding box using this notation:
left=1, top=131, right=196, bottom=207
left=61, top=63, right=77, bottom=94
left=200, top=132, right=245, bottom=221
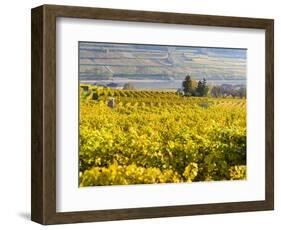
left=79, top=85, right=246, bottom=186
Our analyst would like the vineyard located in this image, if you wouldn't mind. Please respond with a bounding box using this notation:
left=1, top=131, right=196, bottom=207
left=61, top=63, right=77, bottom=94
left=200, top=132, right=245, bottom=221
left=79, top=85, right=246, bottom=186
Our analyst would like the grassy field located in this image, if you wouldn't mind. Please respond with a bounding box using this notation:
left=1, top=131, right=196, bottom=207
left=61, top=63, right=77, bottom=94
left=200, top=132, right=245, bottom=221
left=79, top=85, right=246, bottom=186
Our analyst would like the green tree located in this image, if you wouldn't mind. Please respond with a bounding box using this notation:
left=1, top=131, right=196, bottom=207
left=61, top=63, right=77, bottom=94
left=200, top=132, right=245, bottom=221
left=182, top=75, right=193, bottom=96
left=196, top=78, right=209, bottom=96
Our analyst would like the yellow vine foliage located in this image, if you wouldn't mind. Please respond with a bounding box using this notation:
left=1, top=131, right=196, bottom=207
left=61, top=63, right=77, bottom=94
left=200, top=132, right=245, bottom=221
left=79, top=85, right=247, bottom=186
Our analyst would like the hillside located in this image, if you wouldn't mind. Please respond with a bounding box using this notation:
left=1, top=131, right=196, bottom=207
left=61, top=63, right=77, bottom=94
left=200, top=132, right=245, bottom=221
left=79, top=42, right=247, bottom=88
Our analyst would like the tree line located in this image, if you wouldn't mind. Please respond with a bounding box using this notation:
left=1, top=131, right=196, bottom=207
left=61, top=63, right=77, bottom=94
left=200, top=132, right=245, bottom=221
left=181, top=75, right=246, bottom=98
left=211, top=85, right=246, bottom=98
left=182, top=75, right=209, bottom=97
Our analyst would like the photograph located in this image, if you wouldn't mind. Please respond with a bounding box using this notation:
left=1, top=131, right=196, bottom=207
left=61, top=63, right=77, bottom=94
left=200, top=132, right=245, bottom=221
left=79, top=42, right=247, bottom=187
left=30, top=4, right=274, bottom=224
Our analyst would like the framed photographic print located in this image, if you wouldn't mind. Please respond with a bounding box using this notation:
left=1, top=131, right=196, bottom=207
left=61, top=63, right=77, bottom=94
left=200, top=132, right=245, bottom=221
left=31, top=4, right=274, bottom=225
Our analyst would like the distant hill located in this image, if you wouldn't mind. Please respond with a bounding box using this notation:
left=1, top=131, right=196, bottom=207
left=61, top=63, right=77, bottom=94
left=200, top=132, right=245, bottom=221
left=79, top=42, right=246, bottom=85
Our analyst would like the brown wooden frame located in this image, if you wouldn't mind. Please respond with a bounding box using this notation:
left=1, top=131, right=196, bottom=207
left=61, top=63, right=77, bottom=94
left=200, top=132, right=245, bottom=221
left=31, top=4, right=274, bottom=225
